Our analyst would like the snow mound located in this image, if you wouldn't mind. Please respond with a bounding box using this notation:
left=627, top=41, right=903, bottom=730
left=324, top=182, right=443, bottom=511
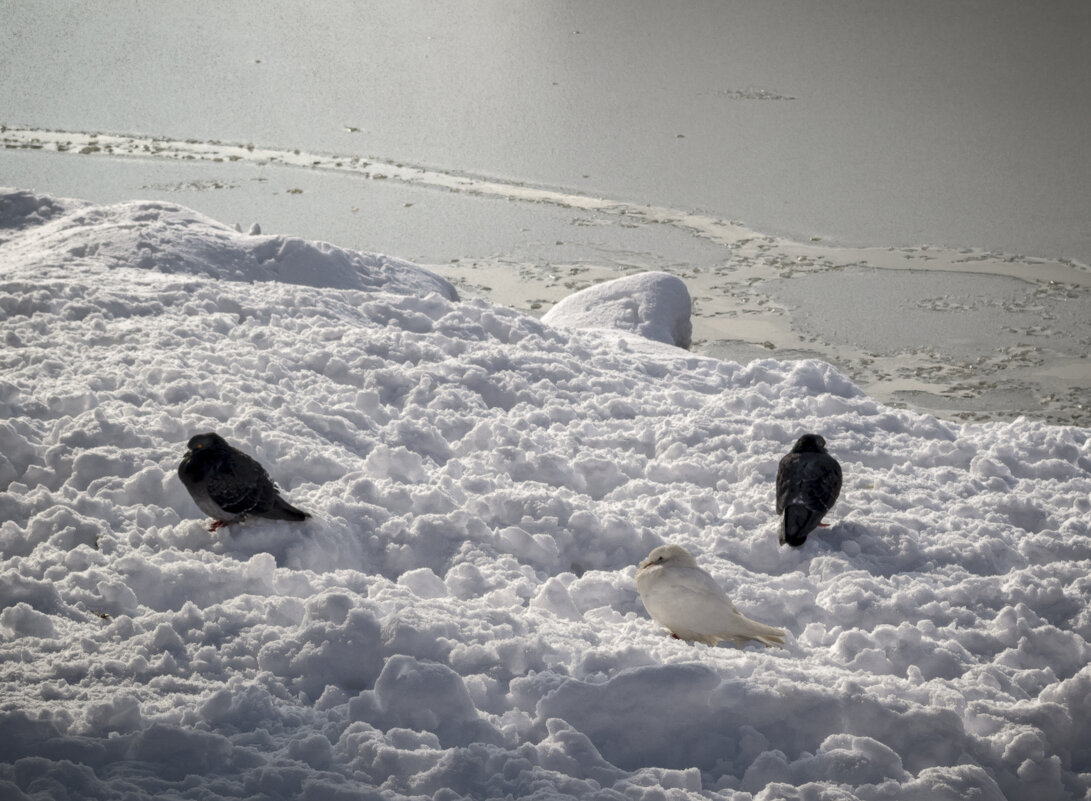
left=1, top=189, right=1090, bottom=801
left=542, top=270, right=693, bottom=348
left=0, top=187, right=457, bottom=299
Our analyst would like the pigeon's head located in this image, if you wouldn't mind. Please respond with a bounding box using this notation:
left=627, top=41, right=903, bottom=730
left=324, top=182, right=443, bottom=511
left=186, top=432, right=229, bottom=453
left=792, top=433, right=827, bottom=454
left=639, top=543, right=697, bottom=570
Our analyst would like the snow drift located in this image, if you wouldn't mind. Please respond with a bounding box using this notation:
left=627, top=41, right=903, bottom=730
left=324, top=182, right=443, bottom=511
left=1, top=188, right=1089, bottom=801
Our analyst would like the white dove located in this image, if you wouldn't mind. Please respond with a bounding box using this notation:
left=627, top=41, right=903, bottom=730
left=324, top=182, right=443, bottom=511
left=635, top=544, right=787, bottom=647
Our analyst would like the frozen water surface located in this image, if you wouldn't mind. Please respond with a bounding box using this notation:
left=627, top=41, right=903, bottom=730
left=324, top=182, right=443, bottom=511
left=3, top=1, right=1089, bottom=260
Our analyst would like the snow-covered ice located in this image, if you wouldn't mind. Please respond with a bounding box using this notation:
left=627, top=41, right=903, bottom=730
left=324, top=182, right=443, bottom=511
left=2, top=188, right=1090, bottom=800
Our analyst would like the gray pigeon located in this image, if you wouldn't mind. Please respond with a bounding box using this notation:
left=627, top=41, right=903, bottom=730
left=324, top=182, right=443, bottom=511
left=178, top=432, right=309, bottom=531
left=776, top=433, right=842, bottom=547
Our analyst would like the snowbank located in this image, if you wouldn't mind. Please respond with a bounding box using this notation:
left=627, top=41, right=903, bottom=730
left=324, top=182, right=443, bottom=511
left=0, top=188, right=457, bottom=299
left=1, top=189, right=1089, bottom=801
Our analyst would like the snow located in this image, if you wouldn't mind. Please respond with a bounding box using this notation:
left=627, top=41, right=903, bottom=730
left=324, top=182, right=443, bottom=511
left=2, top=188, right=1090, bottom=801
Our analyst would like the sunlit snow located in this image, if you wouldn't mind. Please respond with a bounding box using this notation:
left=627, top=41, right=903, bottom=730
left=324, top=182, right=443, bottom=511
left=1, top=188, right=1089, bottom=801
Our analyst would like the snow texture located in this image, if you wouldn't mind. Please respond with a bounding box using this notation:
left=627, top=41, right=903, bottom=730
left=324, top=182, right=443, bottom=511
left=2, top=188, right=1090, bottom=801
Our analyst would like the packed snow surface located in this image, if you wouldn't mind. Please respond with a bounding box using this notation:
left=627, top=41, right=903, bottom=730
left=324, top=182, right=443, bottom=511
left=1, top=188, right=1090, bottom=801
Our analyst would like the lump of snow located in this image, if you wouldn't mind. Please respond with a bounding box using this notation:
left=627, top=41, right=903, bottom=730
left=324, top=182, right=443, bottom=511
left=542, top=270, right=692, bottom=347
left=356, top=655, right=502, bottom=747
left=0, top=602, right=57, bottom=639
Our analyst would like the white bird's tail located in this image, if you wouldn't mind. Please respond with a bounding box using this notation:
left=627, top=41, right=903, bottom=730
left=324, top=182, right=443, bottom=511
left=724, top=616, right=788, bottom=648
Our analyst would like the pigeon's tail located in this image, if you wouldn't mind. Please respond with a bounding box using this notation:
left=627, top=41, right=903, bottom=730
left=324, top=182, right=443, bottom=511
left=728, top=617, right=788, bottom=648
left=780, top=505, right=825, bottom=547
left=264, top=495, right=310, bottom=522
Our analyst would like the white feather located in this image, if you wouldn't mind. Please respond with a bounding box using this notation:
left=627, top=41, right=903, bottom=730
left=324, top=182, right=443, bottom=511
left=635, top=544, right=787, bottom=647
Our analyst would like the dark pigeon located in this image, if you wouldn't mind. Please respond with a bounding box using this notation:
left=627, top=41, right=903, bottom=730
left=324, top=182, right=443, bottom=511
left=776, top=433, right=842, bottom=547
left=178, top=432, right=310, bottom=531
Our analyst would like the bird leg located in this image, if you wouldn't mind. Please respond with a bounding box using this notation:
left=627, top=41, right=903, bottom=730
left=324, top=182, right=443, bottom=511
left=208, top=519, right=229, bottom=532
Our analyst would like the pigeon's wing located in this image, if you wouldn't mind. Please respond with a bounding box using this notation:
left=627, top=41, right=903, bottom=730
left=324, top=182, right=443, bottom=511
left=778, top=453, right=841, bottom=513
left=205, top=450, right=274, bottom=516
left=648, top=566, right=787, bottom=646
left=775, top=453, right=798, bottom=514
left=799, top=453, right=842, bottom=511
left=641, top=565, right=741, bottom=634
left=178, top=450, right=211, bottom=489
